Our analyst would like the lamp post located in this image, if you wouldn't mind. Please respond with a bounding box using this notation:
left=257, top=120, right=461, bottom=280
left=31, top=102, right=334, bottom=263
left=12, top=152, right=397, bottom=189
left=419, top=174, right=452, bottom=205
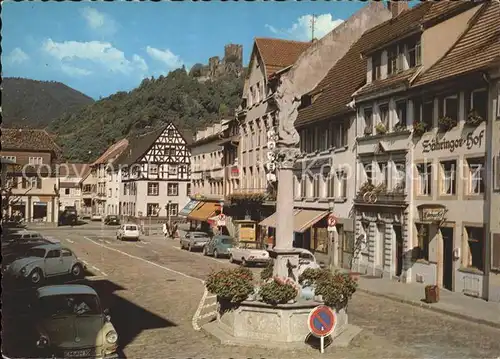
left=165, top=200, right=172, bottom=237
left=218, top=199, right=224, bottom=235
left=328, top=200, right=337, bottom=270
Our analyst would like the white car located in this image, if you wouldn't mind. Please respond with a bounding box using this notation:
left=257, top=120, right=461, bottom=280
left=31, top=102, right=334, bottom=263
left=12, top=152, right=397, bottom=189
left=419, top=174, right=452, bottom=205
left=297, top=248, right=321, bottom=276
left=6, top=244, right=86, bottom=285
left=116, top=224, right=140, bottom=241
left=229, top=241, right=270, bottom=266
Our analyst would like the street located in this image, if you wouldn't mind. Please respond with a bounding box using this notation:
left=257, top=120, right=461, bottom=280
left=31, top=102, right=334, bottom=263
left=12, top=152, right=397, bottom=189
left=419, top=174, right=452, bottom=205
left=4, top=223, right=500, bottom=359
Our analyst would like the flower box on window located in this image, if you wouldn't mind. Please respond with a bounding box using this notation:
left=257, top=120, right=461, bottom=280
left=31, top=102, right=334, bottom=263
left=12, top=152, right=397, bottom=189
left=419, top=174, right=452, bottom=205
left=465, top=109, right=485, bottom=127
left=375, top=123, right=387, bottom=135
left=412, top=121, right=428, bottom=136
left=438, top=116, right=458, bottom=132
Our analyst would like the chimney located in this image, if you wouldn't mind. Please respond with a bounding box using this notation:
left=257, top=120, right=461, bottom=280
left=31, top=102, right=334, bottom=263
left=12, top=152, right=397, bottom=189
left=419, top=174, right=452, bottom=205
left=387, top=1, right=409, bottom=18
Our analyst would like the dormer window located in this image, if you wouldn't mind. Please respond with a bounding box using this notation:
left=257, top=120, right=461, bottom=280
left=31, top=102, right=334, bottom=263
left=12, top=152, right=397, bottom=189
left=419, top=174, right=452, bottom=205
left=372, top=53, right=381, bottom=81
left=407, top=37, right=421, bottom=68
left=388, top=45, right=401, bottom=76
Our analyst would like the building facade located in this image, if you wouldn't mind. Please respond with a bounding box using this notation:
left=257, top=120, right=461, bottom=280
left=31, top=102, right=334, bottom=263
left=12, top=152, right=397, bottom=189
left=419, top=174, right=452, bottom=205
left=58, top=163, right=89, bottom=213
left=349, top=0, right=500, bottom=301
left=88, top=139, right=129, bottom=219
left=1, top=129, right=62, bottom=223
left=115, top=123, right=191, bottom=221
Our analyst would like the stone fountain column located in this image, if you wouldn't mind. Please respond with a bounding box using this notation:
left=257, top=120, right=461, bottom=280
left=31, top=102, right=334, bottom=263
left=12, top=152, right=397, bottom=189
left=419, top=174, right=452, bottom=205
left=270, top=147, right=302, bottom=281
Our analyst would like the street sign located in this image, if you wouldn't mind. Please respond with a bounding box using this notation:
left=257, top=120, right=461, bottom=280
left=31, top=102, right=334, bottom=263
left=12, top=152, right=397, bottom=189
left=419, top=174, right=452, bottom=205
left=308, top=305, right=337, bottom=353
left=327, top=215, right=337, bottom=227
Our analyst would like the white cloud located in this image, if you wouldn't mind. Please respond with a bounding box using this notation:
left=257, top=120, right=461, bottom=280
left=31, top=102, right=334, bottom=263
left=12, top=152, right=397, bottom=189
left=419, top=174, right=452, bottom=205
left=5, top=47, right=29, bottom=65
left=146, top=46, right=184, bottom=70
left=80, top=7, right=118, bottom=36
left=42, top=38, right=148, bottom=75
left=61, top=64, right=93, bottom=77
left=266, top=14, right=344, bottom=42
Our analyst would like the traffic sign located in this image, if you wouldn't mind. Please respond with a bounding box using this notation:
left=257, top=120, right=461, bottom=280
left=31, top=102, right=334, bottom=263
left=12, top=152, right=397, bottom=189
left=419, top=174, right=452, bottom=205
left=308, top=305, right=336, bottom=337
left=217, top=213, right=226, bottom=227
left=327, top=215, right=337, bottom=227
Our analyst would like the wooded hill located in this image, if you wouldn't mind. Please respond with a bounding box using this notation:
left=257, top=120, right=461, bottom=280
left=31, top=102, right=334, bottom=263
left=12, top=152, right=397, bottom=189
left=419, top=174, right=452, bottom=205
left=2, top=77, right=94, bottom=128
left=48, top=68, right=245, bottom=162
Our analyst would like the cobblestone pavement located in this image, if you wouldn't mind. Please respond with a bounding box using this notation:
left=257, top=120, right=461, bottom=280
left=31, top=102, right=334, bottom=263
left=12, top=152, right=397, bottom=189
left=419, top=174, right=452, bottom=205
left=5, top=225, right=499, bottom=359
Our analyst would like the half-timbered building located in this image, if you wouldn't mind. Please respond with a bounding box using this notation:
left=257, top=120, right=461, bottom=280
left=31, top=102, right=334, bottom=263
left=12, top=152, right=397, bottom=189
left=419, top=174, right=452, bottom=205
left=115, top=123, right=192, bottom=220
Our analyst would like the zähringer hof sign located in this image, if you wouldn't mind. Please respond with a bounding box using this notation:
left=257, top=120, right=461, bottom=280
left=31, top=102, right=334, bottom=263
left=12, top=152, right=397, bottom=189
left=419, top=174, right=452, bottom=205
left=422, top=130, right=484, bottom=154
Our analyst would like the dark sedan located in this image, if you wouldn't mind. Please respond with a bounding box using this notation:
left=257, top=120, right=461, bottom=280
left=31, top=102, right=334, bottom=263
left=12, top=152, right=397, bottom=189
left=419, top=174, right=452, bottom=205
left=104, top=215, right=120, bottom=225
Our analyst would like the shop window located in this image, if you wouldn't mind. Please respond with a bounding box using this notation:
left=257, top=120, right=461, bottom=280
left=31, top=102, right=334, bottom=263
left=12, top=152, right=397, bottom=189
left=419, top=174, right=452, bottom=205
left=465, top=226, right=485, bottom=271
left=467, top=157, right=485, bottom=195
left=313, top=227, right=328, bottom=254
left=440, top=160, right=457, bottom=195
left=416, top=223, right=430, bottom=261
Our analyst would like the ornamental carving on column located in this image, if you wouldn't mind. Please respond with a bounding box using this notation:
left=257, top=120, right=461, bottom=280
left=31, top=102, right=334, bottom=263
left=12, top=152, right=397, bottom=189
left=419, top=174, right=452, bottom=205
left=273, top=79, right=302, bottom=169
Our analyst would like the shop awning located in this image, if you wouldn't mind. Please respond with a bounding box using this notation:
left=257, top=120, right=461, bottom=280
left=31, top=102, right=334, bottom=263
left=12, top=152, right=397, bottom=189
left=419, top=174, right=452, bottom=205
left=294, top=210, right=328, bottom=233
left=259, top=209, right=301, bottom=228
left=188, top=202, right=220, bottom=221
left=179, top=200, right=200, bottom=217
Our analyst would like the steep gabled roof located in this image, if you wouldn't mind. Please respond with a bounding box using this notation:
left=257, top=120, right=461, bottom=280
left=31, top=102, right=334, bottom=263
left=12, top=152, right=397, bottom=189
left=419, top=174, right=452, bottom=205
left=115, top=126, right=165, bottom=166
left=1, top=128, right=63, bottom=158
left=412, top=1, right=500, bottom=87
left=296, top=2, right=433, bottom=127
left=91, top=138, right=129, bottom=166
left=253, top=38, right=311, bottom=79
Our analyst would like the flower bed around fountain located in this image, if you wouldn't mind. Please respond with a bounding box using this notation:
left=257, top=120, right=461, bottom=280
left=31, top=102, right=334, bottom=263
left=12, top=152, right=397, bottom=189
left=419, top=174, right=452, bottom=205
left=203, top=266, right=358, bottom=347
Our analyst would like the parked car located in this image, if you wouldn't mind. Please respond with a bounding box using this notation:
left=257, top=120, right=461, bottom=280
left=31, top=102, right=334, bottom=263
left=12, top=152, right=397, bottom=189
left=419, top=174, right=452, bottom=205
left=297, top=248, right=321, bottom=275
left=6, top=244, right=86, bottom=285
left=203, top=235, right=235, bottom=258
left=91, top=214, right=102, bottom=221
left=1, top=231, right=56, bottom=257
left=104, top=215, right=120, bottom=225
left=59, top=207, right=78, bottom=225
left=116, top=224, right=140, bottom=241
left=32, top=284, right=119, bottom=359
left=180, top=231, right=210, bottom=252
left=229, top=241, right=270, bottom=266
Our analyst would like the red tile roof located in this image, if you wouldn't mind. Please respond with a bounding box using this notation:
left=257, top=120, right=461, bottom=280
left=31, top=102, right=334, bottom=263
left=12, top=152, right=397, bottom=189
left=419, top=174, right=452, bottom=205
left=413, top=1, right=500, bottom=87
left=1, top=128, right=63, bottom=158
left=354, top=67, right=420, bottom=98
left=91, top=138, right=129, bottom=166
left=296, top=2, right=433, bottom=127
left=254, top=38, right=311, bottom=79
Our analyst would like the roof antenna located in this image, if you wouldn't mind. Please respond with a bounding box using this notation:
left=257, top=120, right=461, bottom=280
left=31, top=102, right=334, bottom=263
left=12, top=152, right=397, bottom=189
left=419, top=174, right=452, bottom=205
left=310, top=14, right=317, bottom=42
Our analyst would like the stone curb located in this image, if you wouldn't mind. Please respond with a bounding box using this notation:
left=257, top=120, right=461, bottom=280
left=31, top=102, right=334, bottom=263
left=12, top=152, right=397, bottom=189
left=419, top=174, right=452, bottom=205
left=358, top=288, right=500, bottom=330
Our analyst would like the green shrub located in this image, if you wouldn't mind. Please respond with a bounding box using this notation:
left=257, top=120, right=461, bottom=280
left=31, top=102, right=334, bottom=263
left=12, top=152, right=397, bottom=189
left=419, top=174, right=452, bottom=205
left=205, top=267, right=254, bottom=303
left=260, top=277, right=298, bottom=305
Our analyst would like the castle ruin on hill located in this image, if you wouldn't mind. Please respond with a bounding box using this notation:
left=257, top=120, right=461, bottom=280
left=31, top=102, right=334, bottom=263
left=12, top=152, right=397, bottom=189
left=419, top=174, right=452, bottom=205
left=192, top=44, right=244, bottom=81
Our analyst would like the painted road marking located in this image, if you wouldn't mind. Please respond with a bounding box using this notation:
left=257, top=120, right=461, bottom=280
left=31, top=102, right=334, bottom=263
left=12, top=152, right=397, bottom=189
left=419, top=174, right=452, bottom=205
left=152, top=250, right=160, bottom=255
left=135, top=243, right=144, bottom=248
left=65, top=238, right=75, bottom=244
left=105, top=240, right=112, bottom=244
left=141, top=240, right=151, bottom=244
left=84, top=236, right=203, bottom=283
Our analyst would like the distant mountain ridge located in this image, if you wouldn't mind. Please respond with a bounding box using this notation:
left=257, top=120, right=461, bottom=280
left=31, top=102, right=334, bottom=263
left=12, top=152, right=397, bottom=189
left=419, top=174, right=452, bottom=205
left=2, top=77, right=94, bottom=128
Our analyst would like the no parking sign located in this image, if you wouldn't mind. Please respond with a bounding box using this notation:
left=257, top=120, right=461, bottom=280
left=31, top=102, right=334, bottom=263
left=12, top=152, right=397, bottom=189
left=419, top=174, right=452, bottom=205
left=308, top=305, right=336, bottom=353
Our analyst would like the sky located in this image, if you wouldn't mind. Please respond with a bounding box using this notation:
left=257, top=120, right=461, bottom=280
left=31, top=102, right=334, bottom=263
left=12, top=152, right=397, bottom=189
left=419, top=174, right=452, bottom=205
left=4, top=0, right=389, bottom=99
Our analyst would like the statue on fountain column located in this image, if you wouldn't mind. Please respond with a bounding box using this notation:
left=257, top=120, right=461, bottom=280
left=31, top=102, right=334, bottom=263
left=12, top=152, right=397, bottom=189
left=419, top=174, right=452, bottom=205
left=273, top=80, right=302, bottom=167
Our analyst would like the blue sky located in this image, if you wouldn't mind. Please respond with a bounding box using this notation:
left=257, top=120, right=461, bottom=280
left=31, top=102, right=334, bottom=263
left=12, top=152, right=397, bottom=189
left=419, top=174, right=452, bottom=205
left=3, top=1, right=385, bottom=99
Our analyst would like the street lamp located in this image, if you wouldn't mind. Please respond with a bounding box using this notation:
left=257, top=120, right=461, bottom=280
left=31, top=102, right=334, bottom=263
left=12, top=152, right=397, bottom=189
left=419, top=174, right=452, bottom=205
left=328, top=200, right=336, bottom=269
left=218, top=200, right=224, bottom=235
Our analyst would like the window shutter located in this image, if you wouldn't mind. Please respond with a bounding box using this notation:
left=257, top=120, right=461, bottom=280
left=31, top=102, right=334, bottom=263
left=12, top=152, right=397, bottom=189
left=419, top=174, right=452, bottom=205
left=492, top=233, right=500, bottom=271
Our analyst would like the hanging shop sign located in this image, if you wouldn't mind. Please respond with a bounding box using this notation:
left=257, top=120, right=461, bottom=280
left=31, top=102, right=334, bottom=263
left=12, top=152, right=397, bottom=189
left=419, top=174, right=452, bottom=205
left=422, top=130, right=484, bottom=154
left=418, top=204, right=447, bottom=222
